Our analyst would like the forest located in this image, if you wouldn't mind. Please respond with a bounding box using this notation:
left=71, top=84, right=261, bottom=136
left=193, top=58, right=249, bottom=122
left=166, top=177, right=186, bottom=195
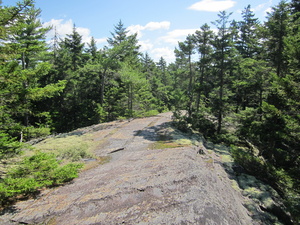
left=0, top=0, right=299, bottom=223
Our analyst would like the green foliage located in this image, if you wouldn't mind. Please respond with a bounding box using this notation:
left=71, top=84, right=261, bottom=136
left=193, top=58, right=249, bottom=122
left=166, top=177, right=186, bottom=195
left=34, top=134, right=95, bottom=162
left=58, top=143, right=92, bottom=162
left=0, top=132, right=23, bottom=160
left=0, top=0, right=299, bottom=221
left=230, top=145, right=266, bottom=175
left=24, top=126, right=51, bottom=140
left=190, top=112, right=216, bottom=139
left=140, top=110, right=159, bottom=117
left=0, top=152, right=83, bottom=205
left=170, top=3, right=299, bottom=222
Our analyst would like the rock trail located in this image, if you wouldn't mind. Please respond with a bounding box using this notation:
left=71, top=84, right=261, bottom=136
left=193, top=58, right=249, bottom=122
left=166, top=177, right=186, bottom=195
left=1, top=112, right=256, bottom=225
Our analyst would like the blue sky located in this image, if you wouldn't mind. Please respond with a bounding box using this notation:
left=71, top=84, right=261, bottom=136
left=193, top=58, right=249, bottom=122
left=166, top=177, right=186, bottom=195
left=4, top=0, right=284, bottom=63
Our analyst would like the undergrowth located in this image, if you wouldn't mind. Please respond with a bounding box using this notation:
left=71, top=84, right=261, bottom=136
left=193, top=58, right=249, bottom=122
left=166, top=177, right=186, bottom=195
left=0, top=152, right=83, bottom=206
left=172, top=109, right=299, bottom=224
left=0, top=128, right=104, bottom=207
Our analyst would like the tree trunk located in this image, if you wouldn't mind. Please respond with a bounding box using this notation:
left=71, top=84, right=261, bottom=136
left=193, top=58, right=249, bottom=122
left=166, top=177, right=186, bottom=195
left=99, top=70, right=106, bottom=106
left=187, top=54, right=193, bottom=118
left=217, top=49, right=224, bottom=134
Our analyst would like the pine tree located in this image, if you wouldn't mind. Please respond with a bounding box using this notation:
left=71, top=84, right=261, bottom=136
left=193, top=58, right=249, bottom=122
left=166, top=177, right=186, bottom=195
left=176, top=35, right=195, bottom=117
left=237, top=5, right=260, bottom=58
left=50, top=25, right=85, bottom=131
left=141, top=52, right=156, bottom=80
left=63, top=24, right=85, bottom=71
left=107, top=20, right=140, bottom=63
left=194, top=23, right=214, bottom=111
left=0, top=0, right=34, bottom=156
left=264, top=0, right=291, bottom=77
left=86, top=37, right=98, bottom=61
left=107, top=20, right=129, bottom=47
left=1, top=3, right=66, bottom=141
left=211, top=11, right=235, bottom=134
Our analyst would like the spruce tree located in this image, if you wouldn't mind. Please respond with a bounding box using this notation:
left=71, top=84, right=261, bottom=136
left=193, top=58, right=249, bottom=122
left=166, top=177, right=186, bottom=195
left=264, top=0, right=291, bottom=77
left=86, top=36, right=98, bottom=61
left=194, top=24, right=214, bottom=111
left=1, top=3, right=65, bottom=141
left=237, top=5, right=260, bottom=58
left=63, top=24, right=85, bottom=71
left=107, top=20, right=129, bottom=47
left=107, top=20, right=140, bottom=62
left=177, top=35, right=195, bottom=117
left=211, top=11, right=235, bottom=134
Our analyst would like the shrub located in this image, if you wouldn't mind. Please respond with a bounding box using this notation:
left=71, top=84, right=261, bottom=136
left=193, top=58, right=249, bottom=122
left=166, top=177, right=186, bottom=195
left=190, top=112, right=216, bottom=138
left=0, top=132, right=23, bottom=160
left=52, top=163, right=83, bottom=185
left=58, top=143, right=92, bottom=161
left=230, top=145, right=266, bottom=175
left=0, top=152, right=83, bottom=205
left=141, top=110, right=159, bottom=117
left=25, top=126, right=51, bottom=140
left=35, top=135, right=94, bottom=162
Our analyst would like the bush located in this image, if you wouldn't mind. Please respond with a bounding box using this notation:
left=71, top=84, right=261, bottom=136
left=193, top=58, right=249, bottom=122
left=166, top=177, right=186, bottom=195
left=0, top=132, right=23, bottom=160
left=230, top=145, right=267, bottom=175
left=190, top=112, right=216, bottom=139
left=25, top=126, right=51, bottom=140
left=0, top=152, right=83, bottom=205
left=52, top=163, right=83, bottom=185
left=172, top=110, right=190, bottom=133
left=141, top=110, right=159, bottom=117
left=58, top=143, right=92, bottom=161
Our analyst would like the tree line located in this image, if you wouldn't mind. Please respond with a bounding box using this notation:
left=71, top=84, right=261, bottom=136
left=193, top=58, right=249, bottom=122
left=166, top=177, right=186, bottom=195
left=172, top=1, right=299, bottom=222
left=0, top=0, right=299, bottom=221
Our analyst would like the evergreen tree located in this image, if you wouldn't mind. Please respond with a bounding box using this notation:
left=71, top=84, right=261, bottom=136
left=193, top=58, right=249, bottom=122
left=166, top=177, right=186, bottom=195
left=50, top=25, right=85, bottom=132
left=156, top=57, right=168, bottom=85
left=211, top=11, right=235, bottom=133
left=0, top=0, right=34, bottom=156
left=141, top=52, right=156, bottom=80
left=264, top=0, right=291, bottom=77
left=194, top=23, right=214, bottom=111
left=176, top=35, right=195, bottom=117
left=237, top=5, right=260, bottom=58
left=107, top=20, right=140, bottom=62
left=63, top=24, right=85, bottom=71
left=107, top=20, right=129, bottom=46
left=86, top=36, right=98, bottom=61
left=1, top=3, right=65, bottom=141
left=154, top=57, right=173, bottom=110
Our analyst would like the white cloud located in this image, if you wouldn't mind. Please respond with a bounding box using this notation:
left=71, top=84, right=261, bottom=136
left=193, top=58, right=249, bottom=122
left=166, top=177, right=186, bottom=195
left=95, top=38, right=107, bottom=44
left=159, top=29, right=198, bottom=45
left=151, top=47, right=175, bottom=63
left=139, top=40, right=154, bottom=52
left=127, top=24, right=145, bottom=38
left=188, top=0, right=236, bottom=12
left=252, top=0, right=274, bottom=19
left=253, top=3, right=267, bottom=12
left=264, top=7, right=272, bottom=16
left=144, top=21, right=170, bottom=31
left=43, top=19, right=73, bottom=38
left=127, top=21, right=170, bottom=38
left=77, top=27, right=92, bottom=43
left=43, top=19, right=106, bottom=45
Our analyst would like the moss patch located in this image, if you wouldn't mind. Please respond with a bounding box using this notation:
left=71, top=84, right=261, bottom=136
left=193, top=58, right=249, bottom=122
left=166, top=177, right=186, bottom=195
left=151, top=141, right=188, bottom=149
left=34, top=133, right=98, bottom=162
left=220, top=154, right=234, bottom=163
